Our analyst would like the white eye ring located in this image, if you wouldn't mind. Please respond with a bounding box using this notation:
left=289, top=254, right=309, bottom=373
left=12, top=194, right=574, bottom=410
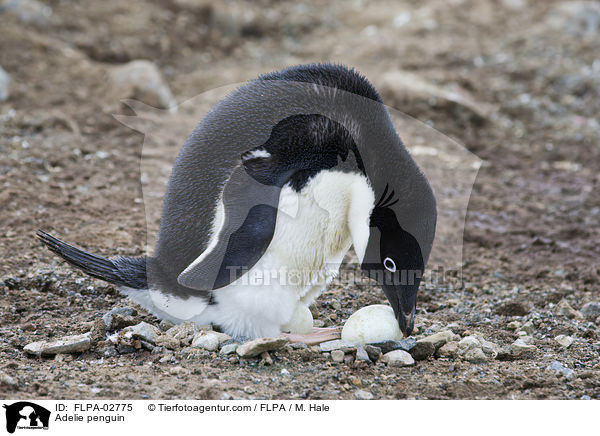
left=383, top=257, right=396, bottom=272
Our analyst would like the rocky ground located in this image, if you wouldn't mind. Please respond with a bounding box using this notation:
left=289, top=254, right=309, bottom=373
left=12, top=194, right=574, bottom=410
left=1, top=0, right=599, bottom=399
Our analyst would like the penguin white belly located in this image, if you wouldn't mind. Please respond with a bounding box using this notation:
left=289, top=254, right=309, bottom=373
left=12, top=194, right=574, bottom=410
left=122, top=171, right=374, bottom=340
left=196, top=171, right=370, bottom=339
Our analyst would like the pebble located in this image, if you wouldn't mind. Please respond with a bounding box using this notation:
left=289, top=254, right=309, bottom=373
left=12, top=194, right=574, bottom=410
left=464, top=348, right=487, bottom=363
left=458, top=336, right=481, bottom=353
left=436, top=341, right=459, bottom=358
left=102, top=307, right=136, bottom=330
left=380, top=70, right=492, bottom=122
left=1, top=0, right=52, bottom=26
left=418, top=330, right=459, bottom=350
left=159, top=320, right=176, bottom=331
left=0, top=372, right=17, bottom=387
left=477, top=336, right=500, bottom=359
left=355, top=390, right=374, bottom=400
left=509, top=338, right=536, bottom=355
left=506, top=321, right=522, bottom=331
left=410, top=341, right=435, bottom=361
left=369, top=338, right=416, bottom=353
left=107, top=60, right=177, bottom=110
left=319, top=340, right=355, bottom=353
left=364, top=345, right=382, bottom=362
left=89, top=318, right=107, bottom=344
left=259, top=351, right=273, bottom=366
left=554, top=299, right=584, bottom=320
left=0, top=66, right=11, bottom=101
left=501, top=0, right=527, bottom=10
left=167, top=322, right=202, bottom=345
left=331, top=350, right=345, bottom=363
left=24, top=333, right=91, bottom=356
left=219, top=343, right=239, bottom=355
left=280, top=368, right=291, bottom=376
left=236, top=336, right=289, bottom=358
left=546, top=2, right=600, bottom=37
left=155, top=335, right=181, bottom=350
left=122, top=322, right=161, bottom=344
left=355, top=345, right=371, bottom=362
left=341, top=305, right=403, bottom=345
left=381, top=350, right=415, bottom=367
left=496, top=301, right=530, bottom=316
left=554, top=335, right=574, bottom=348
left=548, top=360, right=575, bottom=380
left=191, top=331, right=230, bottom=351
left=519, top=320, right=535, bottom=335
left=581, top=302, right=600, bottom=320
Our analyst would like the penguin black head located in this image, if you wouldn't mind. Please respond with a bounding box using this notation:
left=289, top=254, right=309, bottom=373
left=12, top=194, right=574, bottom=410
left=361, top=185, right=425, bottom=337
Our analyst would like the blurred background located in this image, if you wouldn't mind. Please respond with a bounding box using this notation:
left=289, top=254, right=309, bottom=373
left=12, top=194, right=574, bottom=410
left=1, top=0, right=599, bottom=399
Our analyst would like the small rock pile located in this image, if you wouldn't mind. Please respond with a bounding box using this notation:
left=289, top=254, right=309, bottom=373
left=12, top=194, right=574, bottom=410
left=22, top=306, right=290, bottom=362
left=22, top=306, right=555, bottom=369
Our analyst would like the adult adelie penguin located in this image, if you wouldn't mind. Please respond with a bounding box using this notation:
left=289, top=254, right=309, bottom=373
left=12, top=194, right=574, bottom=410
left=37, top=63, right=437, bottom=343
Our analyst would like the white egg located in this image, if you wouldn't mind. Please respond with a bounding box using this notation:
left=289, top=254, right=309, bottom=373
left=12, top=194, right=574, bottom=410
left=281, top=304, right=313, bottom=334
left=341, top=304, right=402, bottom=345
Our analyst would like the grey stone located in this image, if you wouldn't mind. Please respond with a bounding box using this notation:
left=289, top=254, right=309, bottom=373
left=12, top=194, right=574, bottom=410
left=464, top=348, right=487, bottom=363
left=219, top=343, right=238, bottom=355
left=1, top=0, right=52, bottom=26
left=0, top=66, right=11, bottom=102
left=554, top=299, right=584, bottom=320
left=236, top=336, right=289, bottom=358
left=418, top=330, right=459, bottom=350
left=519, top=320, right=535, bottom=335
left=319, top=339, right=355, bottom=353
left=166, top=322, right=201, bottom=345
left=191, top=331, right=230, bottom=351
left=437, top=341, right=459, bottom=358
left=122, top=322, right=161, bottom=344
left=289, top=342, right=308, bottom=350
left=381, top=350, right=415, bottom=367
left=554, top=335, right=574, bottom=348
left=0, top=372, right=17, bottom=387
left=369, top=338, right=416, bottom=353
left=548, top=360, right=575, bottom=380
left=546, top=2, right=600, bottom=37
left=331, top=350, right=345, bottom=363
left=355, top=390, right=374, bottom=400
left=107, top=60, right=177, bottom=110
left=509, top=338, right=536, bottom=355
left=458, top=336, right=481, bottom=353
left=159, top=320, right=176, bottom=332
left=581, top=302, right=600, bottom=320
left=24, top=333, right=91, bottom=356
left=102, top=307, right=136, bottom=329
left=355, top=345, right=371, bottom=362
left=506, top=321, right=521, bottom=331
left=476, top=336, right=500, bottom=358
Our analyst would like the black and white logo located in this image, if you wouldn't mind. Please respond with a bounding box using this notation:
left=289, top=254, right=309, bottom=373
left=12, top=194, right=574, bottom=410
left=3, top=402, right=50, bottom=434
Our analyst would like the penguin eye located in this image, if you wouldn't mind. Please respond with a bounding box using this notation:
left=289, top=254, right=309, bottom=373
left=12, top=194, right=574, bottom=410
left=383, top=257, right=396, bottom=272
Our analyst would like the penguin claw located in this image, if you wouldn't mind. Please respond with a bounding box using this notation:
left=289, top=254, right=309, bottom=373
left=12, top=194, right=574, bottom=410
left=283, top=327, right=341, bottom=346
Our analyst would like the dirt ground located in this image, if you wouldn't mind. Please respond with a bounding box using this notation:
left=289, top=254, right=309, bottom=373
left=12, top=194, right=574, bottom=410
left=1, top=0, right=599, bottom=400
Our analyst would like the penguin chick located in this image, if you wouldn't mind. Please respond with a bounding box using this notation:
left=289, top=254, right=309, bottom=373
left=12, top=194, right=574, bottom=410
left=37, top=63, right=437, bottom=342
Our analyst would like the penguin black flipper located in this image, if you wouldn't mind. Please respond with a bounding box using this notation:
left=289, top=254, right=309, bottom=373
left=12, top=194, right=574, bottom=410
left=177, top=149, right=290, bottom=290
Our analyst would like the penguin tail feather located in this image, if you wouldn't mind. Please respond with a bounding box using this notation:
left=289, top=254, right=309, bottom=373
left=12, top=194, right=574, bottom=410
left=36, top=230, right=147, bottom=289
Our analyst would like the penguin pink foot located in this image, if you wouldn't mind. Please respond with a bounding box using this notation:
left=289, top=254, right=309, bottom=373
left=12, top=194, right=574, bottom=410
left=283, top=327, right=342, bottom=345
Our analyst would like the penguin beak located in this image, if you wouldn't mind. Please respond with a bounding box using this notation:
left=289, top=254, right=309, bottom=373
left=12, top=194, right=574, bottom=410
left=382, top=282, right=418, bottom=337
